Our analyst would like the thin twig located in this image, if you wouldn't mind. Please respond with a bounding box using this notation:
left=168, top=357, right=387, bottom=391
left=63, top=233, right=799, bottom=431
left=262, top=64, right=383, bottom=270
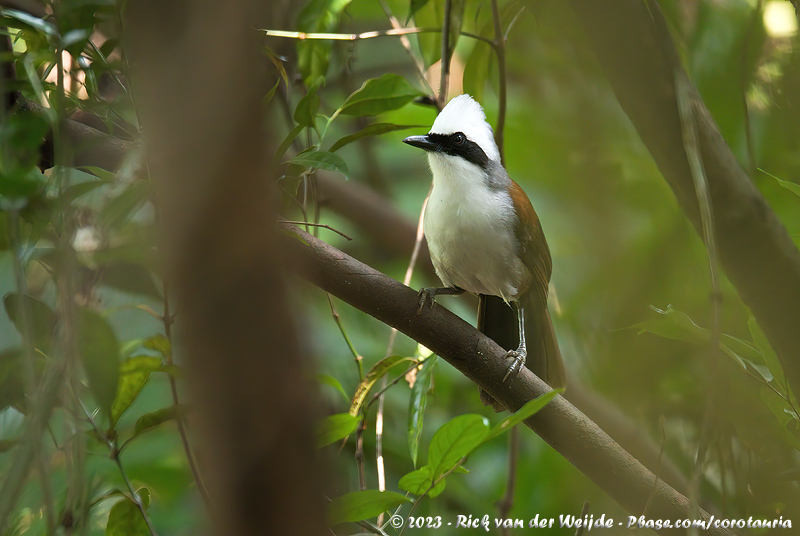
left=491, top=0, right=507, bottom=162
left=642, top=415, right=666, bottom=518
left=574, top=501, right=591, bottom=536
left=280, top=220, right=352, bottom=240
left=496, top=426, right=518, bottom=533
left=261, top=27, right=493, bottom=46
left=79, top=401, right=159, bottom=536
left=439, top=0, right=453, bottom=106
left=326, top=293, right=364, bottom=380
left=355, top=418, right=368, bottom=491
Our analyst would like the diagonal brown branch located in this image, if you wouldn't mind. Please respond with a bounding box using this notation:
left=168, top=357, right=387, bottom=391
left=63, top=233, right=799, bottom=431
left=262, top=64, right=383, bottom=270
left=279, top=223, right=736, bottom=536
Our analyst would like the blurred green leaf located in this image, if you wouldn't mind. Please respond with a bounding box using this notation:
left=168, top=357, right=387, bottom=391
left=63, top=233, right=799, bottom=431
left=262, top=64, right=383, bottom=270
left=760, top=168, right=800, bottom=198
left=317, top=412, right=360, bottom=447
left=275, top=124, right=305, bottom=163
left=132, top=405, right=185, bottom=440
left=329, top=123, right=423, bottom=153
left=406, top=0, right=430, bottom=25
left=105, top=496, right=149, bottom=536
left=287, top=150, right=350, bottom=179
left=327, top=490, right=410, bottom=526
left=0, top=7, right=57, bottom=38
left=336, top=74, right=423, bottom=117
left=749, top=317, right=788, bottom=392
left=296, top=0, right=354, bottom=85
left=99, top=181, right=151, bottom=229
left=412, top=0, right=464, bottom=67
left=349, top=355, right=416, bottom=415
left=3, top=293, right=57, bottom=351
left=143, top=334, right=171, bottom=359
left=484, top=389, right=561, bottom=443
left=317, top=373, right=349, bottom=403
left=408, top=355, right=436, bottom=467
left=0, top=350, right=25, bottom=411
left=99, top=262, right=161, bottom=299
left=77, top=308, right=120, bottom=418
left=294, top=87, right=320, bottom=128
left=110, top=356, right=162, bottom=428
left=463, top=41, right=493, bottom=104
left=428, top=413, right=488, bottom=479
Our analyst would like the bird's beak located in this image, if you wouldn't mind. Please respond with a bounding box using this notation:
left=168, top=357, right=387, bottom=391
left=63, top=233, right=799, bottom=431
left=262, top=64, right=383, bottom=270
left=403, top=134, right=436, bottom=152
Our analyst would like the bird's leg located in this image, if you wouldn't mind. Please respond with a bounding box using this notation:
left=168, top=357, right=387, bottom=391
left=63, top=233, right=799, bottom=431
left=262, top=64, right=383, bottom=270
left=502, top=304, right=527, bottom=382
left=418, top=286, right=465, bottom=311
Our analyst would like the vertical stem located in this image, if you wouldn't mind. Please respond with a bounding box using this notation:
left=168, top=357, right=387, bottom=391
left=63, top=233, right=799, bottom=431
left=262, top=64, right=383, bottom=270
left=497, top=426, right=518, bottom=533
left=439, top=0, right=453, bottom=107
left=491, top=0, right=507, bottom=163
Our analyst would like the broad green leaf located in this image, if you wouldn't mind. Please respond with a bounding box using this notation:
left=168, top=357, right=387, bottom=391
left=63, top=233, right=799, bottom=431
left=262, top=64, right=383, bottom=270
left=327, top=490, right=410, bottom=526
left=329, top=123, right=423, bottom=153
left=296, top=0, right=354, bottom=85
left=484, top=389, right=561, bottom=443
left=759, top=387, right=800, bottom=451
left=3, top=293, right=57, bottom=351
left=105, top=496, right=149, bottom=536
left=0, top=7, right=57, bottom=38
left=110, top=356, right=162, bottom=428
left=287, top=150, right=350, bottom=179
left=428, top=414, right=489, bottom=479
left=63, top=180, right=110, bottom=204
left=336, top=74, right=423, bottom=117
left=77, top=308, right=120, bottom=418
left=408, top=355, right=437, bottom=466
left=79, top=166, right=118, bottom=182
left=143, top=334, right=171, bottom=359
left=294, top=88, right=320, bottom=128
left=317, top=374, right=349, bottom=403
left=99, top=181, right=151, bottom=229
left=411, top=0, right=465, bottom=67
left=132, top=405, right=185, bottom=439
left=317, top=412, right=360, bottom=447
left=349, top=355, right=416, bottom=416
left=398, top=465, right=446, bottom=498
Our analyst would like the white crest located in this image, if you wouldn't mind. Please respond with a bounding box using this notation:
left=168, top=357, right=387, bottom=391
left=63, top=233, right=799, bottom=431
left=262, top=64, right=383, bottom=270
left=430, top=94, right=500, bottom=163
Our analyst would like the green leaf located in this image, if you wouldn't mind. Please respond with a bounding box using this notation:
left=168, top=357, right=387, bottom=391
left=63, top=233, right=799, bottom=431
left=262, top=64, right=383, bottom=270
left=428, top=414, right=489, bottom=479
left=296, top=0, right=354, bottom=85
left=398, top=465, right=446, bottom=498
left=411, top=0, right=465, bottom=67
left=77, top=308, right=120, bottom=418
left=349, top=355, right=416, bottom=415
left=274, top=124, right=305, bottom=163
left=132, top=405, right=185, bottom=439
left=327, top=490, right=410, bottom=526
left=329, top=123, right=423, bottom=153
left=287, top=150, right=350, bottom=179
left=0, top=7, right=57, bottom=38
left=143, top=334, right=171, bottom=359
left=110, top=356, right=162, bottom=428
left=749, top=316, right=787, bottom=390
left=408, top=355, right=436, bottom=466
left=760, top=168, right=800, bottom=198
left=336, top=74, right=423, bottom=117
left=317, top=374, right=349, bottom=403
left=99, top=181, right=151, bottom=229
left=317, top=412, right=360, bottom=447
left=294, top=88, right=320, bottom=128
left=105, top=496, right=149, bottom=536
left=484, top=389, right=561, bottom=443
left=264, top=79, right=280, bottom=107
left=3, top=293, right=57, bottom=351
left=406, top=0, right=430, bottom=25
left=463, top=41, right=493, bottom=104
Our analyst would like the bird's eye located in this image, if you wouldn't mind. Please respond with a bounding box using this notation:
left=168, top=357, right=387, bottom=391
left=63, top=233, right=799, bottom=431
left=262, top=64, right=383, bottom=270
left=453, top=133, right=466, bottom=145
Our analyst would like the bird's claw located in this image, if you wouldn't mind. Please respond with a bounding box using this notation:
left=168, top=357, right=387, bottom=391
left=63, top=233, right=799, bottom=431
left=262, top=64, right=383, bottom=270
left=502, top=349, right=526, bottom=383
left=417, top=288, right=436, bottom=312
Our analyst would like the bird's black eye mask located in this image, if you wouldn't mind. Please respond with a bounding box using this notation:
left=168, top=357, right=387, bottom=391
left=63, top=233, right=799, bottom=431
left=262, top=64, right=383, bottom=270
left=427, top=132, right=490, bottom=170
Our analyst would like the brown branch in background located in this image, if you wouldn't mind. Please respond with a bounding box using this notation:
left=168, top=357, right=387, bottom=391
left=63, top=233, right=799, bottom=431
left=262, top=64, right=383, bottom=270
left=280, top=223, right=736, bottom=536
left=125, top=2, right=327, bottom=536
left=569, top=0, right=800, bottom=397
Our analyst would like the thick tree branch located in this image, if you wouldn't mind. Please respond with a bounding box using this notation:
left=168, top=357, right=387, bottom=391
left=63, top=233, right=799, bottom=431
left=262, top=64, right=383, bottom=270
left=280, top=224, right=735, bottom=536
left=568, top=0, right=800, bottom=396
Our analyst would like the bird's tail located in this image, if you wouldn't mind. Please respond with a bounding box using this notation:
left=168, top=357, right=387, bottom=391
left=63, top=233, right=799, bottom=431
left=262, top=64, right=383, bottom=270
left=477, top=294, right=565, bottom=411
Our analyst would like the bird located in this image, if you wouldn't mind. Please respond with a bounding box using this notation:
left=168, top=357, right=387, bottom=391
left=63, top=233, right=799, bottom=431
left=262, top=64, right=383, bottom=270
left=403, top=94, right=565, bottom=411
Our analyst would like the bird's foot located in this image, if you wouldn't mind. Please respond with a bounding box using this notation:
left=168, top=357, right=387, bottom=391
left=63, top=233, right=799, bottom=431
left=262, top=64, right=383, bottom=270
left=417, top=288, right=437, bottom=312
left=502, top=348, right=527, bottom=383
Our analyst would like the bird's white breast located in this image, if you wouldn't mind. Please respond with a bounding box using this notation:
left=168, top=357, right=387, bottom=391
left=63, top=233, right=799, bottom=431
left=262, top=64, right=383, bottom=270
left=424, top=154, right=528, bottom=302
